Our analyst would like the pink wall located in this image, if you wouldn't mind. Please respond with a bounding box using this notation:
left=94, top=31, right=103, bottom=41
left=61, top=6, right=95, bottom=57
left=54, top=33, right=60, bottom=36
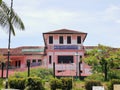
left=43, top=32, right=91, bottom=76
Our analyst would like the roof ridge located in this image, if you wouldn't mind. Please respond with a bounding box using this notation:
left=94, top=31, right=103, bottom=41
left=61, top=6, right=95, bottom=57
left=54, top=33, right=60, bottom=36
left=43, top=28, right=87, bottom=34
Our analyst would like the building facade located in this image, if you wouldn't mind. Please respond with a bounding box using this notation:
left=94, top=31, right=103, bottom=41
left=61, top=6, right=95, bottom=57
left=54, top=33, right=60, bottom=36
left=0, top=46, right=44, bottom=69
left=0, top=29, right=92, bottom=77
left=43, top=29, right=91, bottom=76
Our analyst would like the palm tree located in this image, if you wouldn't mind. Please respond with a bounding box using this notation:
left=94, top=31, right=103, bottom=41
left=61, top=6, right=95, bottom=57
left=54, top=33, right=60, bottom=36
left=0, top=1, right=25, bottom=35
left=0, top=0, right=25, bottom=87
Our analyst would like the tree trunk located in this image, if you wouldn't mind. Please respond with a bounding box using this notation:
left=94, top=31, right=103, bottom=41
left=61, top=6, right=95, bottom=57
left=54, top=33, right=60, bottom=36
left=1, top=62, right=4, bottom=78
left=104, top=62, right=108, bottom=81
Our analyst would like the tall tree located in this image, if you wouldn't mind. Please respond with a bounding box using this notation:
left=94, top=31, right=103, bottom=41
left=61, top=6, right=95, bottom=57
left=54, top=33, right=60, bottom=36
left=0, top=0, right=25, bottom=86
left=0, top=1, right=25, bottom=35
left=85, top=44, right=120, bottom=81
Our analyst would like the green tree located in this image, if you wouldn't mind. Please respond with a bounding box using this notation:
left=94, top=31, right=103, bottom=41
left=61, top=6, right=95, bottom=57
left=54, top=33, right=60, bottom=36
left=0, top=1, right=25, bottom=35
left=0, top=0, right=2, bottom=4
left=0, top=0, right=25, bottom=87
left=85, top=44, right=120, bottom=81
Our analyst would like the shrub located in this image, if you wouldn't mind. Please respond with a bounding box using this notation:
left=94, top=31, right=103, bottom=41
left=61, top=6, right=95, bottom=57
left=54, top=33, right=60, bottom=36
left=50, top=77, right=73, bottom=90
left=108, top=70, right=120, bottom=80
left=9, top=78, right=26, bottom=90
left=0, top=78, right=4, bottom=89
left=108, top=79, right=120, bottom=90
left=61, top=77, right=72, bottom=90
left=50, top=78, right=62, bottom=90
left=30, top=68, right=53, bottom=81
left=85, top=80, right=102, bottom=90
left=84, top=73, right=104, bottom=81
left=25, top=77, right=45, bottom=90
left=10, top=71, right=27, bottom=78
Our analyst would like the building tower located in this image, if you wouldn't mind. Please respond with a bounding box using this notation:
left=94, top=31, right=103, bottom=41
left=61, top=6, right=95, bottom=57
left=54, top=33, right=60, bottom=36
left=43, top=29, right=91, bottom=77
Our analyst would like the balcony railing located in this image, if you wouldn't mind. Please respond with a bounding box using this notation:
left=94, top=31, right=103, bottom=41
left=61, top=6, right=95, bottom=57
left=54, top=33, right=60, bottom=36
left=48, top=63, right=83, bottom=70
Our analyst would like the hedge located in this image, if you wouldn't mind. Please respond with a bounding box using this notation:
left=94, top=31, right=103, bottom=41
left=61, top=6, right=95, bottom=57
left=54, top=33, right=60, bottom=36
left=25, top=77, right=45, bottom=90
left=9, top=78, right=26, bottom=90
left=50, top=77, right=72, bottom=90
left=108, top=79, right=120, bottom=90
left=9, top=77, right=45, bottom=90
left=85, top=80, right=102, bottom=90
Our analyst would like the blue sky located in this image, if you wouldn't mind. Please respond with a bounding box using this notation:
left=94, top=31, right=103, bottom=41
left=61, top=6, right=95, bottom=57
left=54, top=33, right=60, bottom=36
left=0, top=0, right=120, bottom=48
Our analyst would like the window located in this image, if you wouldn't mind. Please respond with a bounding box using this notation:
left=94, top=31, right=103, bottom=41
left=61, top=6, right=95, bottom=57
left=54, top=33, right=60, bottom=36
left=38, top=59, right=42, bottom=65
left=49, top=56, right=52, bottom=64
left=59, top=36, right=63, bottom=44
left=32, top=59, right=36, bottom=63
left=77, top=36, right=81, bottom=44
left=38, top=59, right=41, bottom=62
left=58, top=56, right=73, bottom=64
left=67, top=36, right=71, bottom=44
left=49, top=36, right=53, bottom=44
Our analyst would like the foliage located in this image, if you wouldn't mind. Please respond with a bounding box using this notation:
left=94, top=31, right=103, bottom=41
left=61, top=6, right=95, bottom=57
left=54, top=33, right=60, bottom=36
left=108, top=79, right=120, bottom=90
left=85, top=80, right=102, bottom=90
left=10, top=67, right=53, bottom=81
left=50, top=78, right=62, bottom=90
left=8, top=77, right=45, bottom=90
left=30, top=67, right=53, bottom=81
left=50, top=77, right=73, bottom=90
left=9, top=78, right=26, bottom=90
left=84, top=73, right=104, bottom=81
left=84, top=44, right=120, bottom=81
left=0, top=0, right=2, bottom=4
left=10, top=71, right=27, bottom=78
left=25, top=77, right=45, bottom=90
left=108, top=69, right=120, bottom=80
left=61, top=77, right=72, bottom=90
left=0, top=54, right=7, bottom=63
left=0, top=1, right=25, bottom=35
left=0, top=78, right=4, bottom=89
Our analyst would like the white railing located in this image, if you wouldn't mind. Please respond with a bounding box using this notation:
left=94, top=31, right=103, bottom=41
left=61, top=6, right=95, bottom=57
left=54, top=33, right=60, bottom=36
left=48, top=63, right=77, bottom=70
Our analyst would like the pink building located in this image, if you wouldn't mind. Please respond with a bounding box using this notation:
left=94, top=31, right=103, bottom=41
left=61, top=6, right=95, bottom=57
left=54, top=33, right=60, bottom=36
left=43, top=29, right=91, bottom=77
left=0, top=29, right=92, bottom=77
left=0, top=46, right=44, bottom=69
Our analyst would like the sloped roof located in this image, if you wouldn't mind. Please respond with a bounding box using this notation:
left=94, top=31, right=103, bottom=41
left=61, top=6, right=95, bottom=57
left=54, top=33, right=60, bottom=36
left=0, top=46, right=45, bottom=55
left=43, top=29, right=87, bottom=34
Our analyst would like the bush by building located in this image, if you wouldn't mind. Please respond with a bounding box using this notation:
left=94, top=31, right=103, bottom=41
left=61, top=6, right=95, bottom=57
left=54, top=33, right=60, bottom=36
left=9, top=78, right=26, bottom=90
left=108, top=79, right=120, bottom=90
left=50, top=77, right=72, bottom=90
left=85, top=80, right=102, bottom=90
left=25, top=77, right=45, bottom=90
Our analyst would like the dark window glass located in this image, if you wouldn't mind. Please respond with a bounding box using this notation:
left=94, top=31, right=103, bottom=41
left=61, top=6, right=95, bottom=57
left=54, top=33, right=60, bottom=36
left=32, top=59, right=36, bottom=63
left=59, top=36, right=63, bottom=44
left=77, top=36, right=81, bottom=44
left=38, top=59, right=42, bottom=65
left=58, top=56, right=73, bottom=64
left=38, top=59, right=41, bottom=62
left=49, top=56, right=52, bottom=64
left=49, top=36, right=53, bottom=44
left=67, top=36, right=71, bottom=44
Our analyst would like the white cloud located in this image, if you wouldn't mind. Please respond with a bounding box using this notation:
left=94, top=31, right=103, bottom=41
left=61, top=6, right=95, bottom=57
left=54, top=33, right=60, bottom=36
left=103, top=5, right=120, bottom=23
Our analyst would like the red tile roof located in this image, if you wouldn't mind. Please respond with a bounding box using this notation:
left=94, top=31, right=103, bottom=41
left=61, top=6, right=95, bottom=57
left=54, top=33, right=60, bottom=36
left=43, top=28, right=87, bottom=34
left=0, top=46, right=45, bottom=55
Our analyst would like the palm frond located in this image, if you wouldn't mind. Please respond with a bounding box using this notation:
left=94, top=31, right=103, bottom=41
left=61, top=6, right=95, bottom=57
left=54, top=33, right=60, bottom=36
left=11, top=9, right=25, bottom=30
left=0, top=1, right=25, bottom=36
